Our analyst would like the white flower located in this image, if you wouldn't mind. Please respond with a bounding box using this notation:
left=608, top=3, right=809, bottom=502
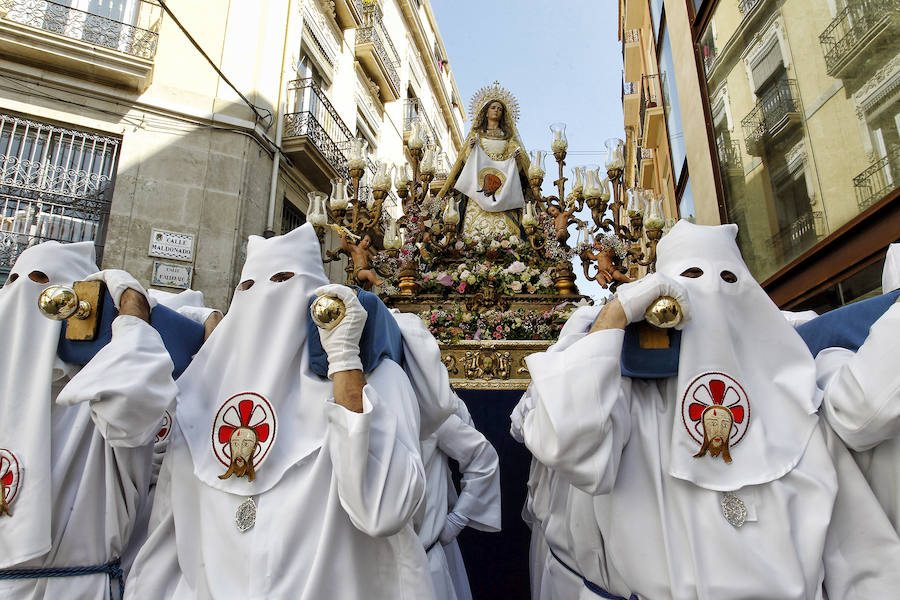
left=506, top=260, right=527, bottom=274
left=510, top=281, right=523, bottom=292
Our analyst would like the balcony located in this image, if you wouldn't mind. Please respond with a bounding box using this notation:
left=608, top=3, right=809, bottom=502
left=332, top=0, right=365, bottom=30
left=638, top=147, right=656, bottom=189
left=283, top=78, right=352, bottom=189
left=854, top=145, right=900, bottom=210
left=355, top=3, right=401, bottom=102
left=738, top=0, right=764, bottom=17
left=623, top=0, right=644, bottom=29
left=717, top=139, right=744, bottom=175
left=819, top=0, right=900, bottom=80
left=0, top=0, right=161, bottom=90
left=640, top=74, right=664, bottom=146
left=0, top=112, right=119, bottom=267
left=403, top=98, right=440, bottom=147
left=623, top=81, right=640, bottom=129
left=768, top=211, right=824, bottom=264
left=741, top=78, right=802, bottom=156
left=623, top=28, right=641, bottom=83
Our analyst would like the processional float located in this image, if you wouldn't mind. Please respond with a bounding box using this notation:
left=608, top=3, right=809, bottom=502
left=308, top=81, right=681, bottom=389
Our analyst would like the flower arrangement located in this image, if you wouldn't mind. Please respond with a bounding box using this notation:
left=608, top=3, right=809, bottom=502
left=419, top=258, right=557, bottom=295
left=419, top=303, right=577, bottom=343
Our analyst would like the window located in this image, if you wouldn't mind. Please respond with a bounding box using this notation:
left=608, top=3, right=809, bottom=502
left=658, top=27, right=687, bottom=187
left=678, top=176, right=696, bottom=222
left=649, top=0, right=663, bottom=38
left=282, top=197, right=306, bottom=234
left=0, top=112, right=120, bottom=267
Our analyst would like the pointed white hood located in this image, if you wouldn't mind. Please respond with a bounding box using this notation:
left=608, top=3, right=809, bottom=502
left=0, top=241, right=97, bottom=567
left=175, top=224, right=333, bottom=495
left=656, top=221, right=819, bottom=492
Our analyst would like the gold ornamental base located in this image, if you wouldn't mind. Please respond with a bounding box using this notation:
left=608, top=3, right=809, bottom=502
left=440, top=339, right=553, bottom=390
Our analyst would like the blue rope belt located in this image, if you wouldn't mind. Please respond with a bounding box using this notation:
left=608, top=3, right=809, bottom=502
left=547, top=545, right=637, bottom=600
left=0, top=558, right=123, bottom=600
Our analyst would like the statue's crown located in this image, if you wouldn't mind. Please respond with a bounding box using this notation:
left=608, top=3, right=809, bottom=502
left=469, top=81, right=520, bottom=123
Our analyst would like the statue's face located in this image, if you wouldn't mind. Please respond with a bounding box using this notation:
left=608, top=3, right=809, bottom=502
left=230, top=427, right=258, bottom=466
left=486, top=101, right=504, bottom=121
left=548, top=206, right=560, bottom=217
left=360, top=234, right=371, bottom=249
left=702, top=407, right=733, bottom=451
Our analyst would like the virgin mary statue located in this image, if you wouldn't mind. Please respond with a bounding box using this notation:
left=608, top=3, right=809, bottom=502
left=438, top=81, right=533, bottom=242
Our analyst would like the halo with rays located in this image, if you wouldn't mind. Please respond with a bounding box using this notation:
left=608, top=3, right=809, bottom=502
left=468, top=81, right=520, bottom=123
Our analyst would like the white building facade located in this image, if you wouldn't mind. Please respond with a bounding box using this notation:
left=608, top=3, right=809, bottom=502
left=0, top=0, right=465, bottom=309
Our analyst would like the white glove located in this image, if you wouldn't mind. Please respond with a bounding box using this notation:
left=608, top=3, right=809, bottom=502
left=314, top=284, right=367, bottom=378
left=509, top=387, right=535, bottom=443
left=439, top=511, right=469, bottom=545
left=614, top=272, right=691, bottom=329
left=85, top=269, right=156, bottom=310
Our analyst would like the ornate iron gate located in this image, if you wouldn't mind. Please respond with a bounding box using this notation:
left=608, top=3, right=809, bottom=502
left=0, top=112, right=120, bottom=271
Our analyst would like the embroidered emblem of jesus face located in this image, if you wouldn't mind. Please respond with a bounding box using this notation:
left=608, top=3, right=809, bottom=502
left=0, top=449, right=22, bottom=518
left=478, top=168, right=505, bottom=199
left=681, top=373, right=750, bottom=464
left=212, top=393, right=277, bottom=483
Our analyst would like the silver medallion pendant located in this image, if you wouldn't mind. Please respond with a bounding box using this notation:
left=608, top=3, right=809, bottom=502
left=235, top=497, right=257, bottom=532
left=721, top=493, right=747, bottom=528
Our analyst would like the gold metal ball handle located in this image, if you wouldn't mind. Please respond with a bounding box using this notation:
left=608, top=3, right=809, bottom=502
left=643, top=295, right=682, bottom=329
left=37, top=285, right=92, bottom=321
left=310, top=294, right=346, bottom=331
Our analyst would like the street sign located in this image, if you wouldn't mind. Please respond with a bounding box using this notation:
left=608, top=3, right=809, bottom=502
left=149, top=229, right=194, bottom=262
left=152, top=261, right=193, bottom=289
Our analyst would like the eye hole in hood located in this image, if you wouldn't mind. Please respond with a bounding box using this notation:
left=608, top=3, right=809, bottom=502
left=269, top=271, right=294, bottom=283
left=720, top=270, right=738, bottom=283
left=238, top=279, right=255, bottom=291
left=680, top=267, right=704, bottom=278
left=28, top=271, right=49, bottom=283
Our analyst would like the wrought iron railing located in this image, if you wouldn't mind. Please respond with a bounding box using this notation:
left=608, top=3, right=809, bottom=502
left=636, top=147, right=653, bottom=177
left=703, top=51, right=717, bottom=74
left=403, top=98, right=440, bottom=147
left=622, top=81, right=636, bottom=96
left=0, top=112, right=118, bottom=268
left=639, top=74, right=659, bottom=143
left=624, top=28, right=640, bottom=43
left=435, top=151, right=451, bottom=180
left=283, top=78, right=352, bottom=177
left=717, top=139, right=743, bottom=171
left=853, top=145, right=900, bottom=209
left=768, top=211, right=823, bottom=261
left=0, top=0, right=161, bottom=59
left=738, top=0, right=764, bottom=17
left=819, top=0, right=900, bottom=75
left=357, top=3, right=400, bottom=92
left=741, top=78, right=800, bottom=153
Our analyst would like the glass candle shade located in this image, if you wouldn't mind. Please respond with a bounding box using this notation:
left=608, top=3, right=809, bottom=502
left=550, top=122, right=568, bottom=152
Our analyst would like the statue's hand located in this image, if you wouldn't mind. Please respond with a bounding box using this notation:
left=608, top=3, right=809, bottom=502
left=468, top=137, right=476, bottom=148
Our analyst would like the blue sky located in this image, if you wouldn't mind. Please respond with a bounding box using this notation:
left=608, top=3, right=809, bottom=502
left=430, top=0, right=624, bottom=299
